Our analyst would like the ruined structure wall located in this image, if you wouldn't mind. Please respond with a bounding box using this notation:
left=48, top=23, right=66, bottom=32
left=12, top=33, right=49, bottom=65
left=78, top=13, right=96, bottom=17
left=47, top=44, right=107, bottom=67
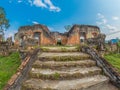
left=41, top=33, right=55, bottom=45
left=14, top=24, right=102, bottom=46
left=14, top=33, right=20, bottom=46
left=67, top=33, right=80, bottom=45
left=53, top=35, right=68, bottom=45
left=14, top=40, right=19, bottom=46
left=67, top=26, right=80, bottom=45
left=86, top=31, right=99, bottom=38
left=86, top=27, right=100, bottom=39
left=61, top=36, right=68, bottom=45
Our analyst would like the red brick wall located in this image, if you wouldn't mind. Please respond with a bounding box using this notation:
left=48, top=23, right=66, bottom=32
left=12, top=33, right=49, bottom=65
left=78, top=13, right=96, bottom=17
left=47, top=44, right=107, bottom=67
left=61, top=36, right=68, bottom=45
left=67, top=26, right=80, bottom=45
left=53, top=35, right=68, bottom=45
left=41, top=33, right=55, bottom=45
left=67, top=33, right=80, bottom=45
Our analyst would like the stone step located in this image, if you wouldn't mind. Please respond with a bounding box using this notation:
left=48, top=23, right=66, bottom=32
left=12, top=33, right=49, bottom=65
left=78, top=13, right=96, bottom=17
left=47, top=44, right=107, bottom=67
left=22, top=75, right=110, bottom=90
left=38, top=52, right=91, bottom=61
left=32, top=60, right=96, bottom=69
left=29, top=66, right=101, bottom=80
left=40, top=46, right=79, bottom=52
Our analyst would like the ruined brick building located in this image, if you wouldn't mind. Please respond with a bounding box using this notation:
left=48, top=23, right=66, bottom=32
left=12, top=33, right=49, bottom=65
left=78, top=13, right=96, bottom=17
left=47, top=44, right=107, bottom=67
left=14, top=24, right=101, bottom=46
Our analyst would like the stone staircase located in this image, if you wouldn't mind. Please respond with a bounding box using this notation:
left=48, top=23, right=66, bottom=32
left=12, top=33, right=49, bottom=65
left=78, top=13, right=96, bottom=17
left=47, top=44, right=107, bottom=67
left=22, top=47, right=118, bottom=90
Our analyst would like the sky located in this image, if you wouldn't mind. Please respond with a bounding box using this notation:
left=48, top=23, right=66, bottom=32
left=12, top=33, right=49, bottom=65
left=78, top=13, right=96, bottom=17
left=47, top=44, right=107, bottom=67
left=0, top=0, right=120, bottom=40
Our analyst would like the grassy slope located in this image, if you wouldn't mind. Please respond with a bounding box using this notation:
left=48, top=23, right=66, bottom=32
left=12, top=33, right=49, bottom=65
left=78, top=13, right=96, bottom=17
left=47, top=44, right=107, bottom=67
left=104, top=53, right=120, bottom=73
left=0, top=52, right=21, bottom=90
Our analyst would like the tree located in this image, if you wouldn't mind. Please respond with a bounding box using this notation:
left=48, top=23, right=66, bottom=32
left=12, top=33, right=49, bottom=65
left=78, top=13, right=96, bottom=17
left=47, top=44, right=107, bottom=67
left=0, top=7, right=10, bottom=40
left=64, top=25, right=72, bottom=32
left=117, top=41, right=120, bottom=53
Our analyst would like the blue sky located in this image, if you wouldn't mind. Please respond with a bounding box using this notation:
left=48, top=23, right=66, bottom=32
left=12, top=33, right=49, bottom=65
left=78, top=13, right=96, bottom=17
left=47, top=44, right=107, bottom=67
left=0, top=0, right=120, bottom=40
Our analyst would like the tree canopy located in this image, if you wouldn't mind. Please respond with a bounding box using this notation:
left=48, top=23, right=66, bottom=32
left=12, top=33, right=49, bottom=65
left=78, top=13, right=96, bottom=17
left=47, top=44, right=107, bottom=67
left=0, top=7, right=10, bottom=34
left=117, top=41, right=120, bottom=47
left=64, top=25, right=72, bottom=32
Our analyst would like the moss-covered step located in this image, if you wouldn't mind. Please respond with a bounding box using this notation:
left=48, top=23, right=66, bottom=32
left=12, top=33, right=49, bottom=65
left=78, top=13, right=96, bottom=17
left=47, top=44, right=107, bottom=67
left=32, top=60, right=96, bottom=69
left=40, top=46, right=79, bottom=52
left=38, top=52, right=91, bottom=61
left=22, top=75, right=114, bottom=90
left=29, top=66, right=101, bottom=80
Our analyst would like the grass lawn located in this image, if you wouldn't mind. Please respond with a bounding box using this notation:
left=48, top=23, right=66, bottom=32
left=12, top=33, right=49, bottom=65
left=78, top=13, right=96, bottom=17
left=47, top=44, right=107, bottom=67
left=104, top=53, right=120, bottom=73
left=0, top=52, right=21, bottom=90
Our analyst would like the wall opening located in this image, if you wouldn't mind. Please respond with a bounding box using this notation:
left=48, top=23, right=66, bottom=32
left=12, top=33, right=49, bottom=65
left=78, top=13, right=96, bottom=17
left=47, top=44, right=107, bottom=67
left=80, top=32, right=86, bottom=43
left=20, top=35, right=26, bottom=47
left=57, top=38, right=62, bottom=45
left=80, top=37, right=85, bottom=43
left=34, top=32, right=41, bottom=45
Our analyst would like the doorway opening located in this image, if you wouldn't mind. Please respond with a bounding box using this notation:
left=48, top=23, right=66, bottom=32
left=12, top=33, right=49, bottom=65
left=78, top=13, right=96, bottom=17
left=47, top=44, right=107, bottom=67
left=34, top=32, right=41, bottom=45
left=80, top=32, right=86, bottom=44
left=57, top=38, right=62, bottom=45
left=80, top=36, right=85, bottom=43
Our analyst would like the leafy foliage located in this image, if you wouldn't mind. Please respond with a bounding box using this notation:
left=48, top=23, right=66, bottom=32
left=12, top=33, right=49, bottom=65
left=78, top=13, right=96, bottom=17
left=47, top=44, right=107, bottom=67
left=117, top=41, right=120, bottom=47
left=0, top=7, right=10, bottom=39
left=64, top=25, right=72, bottom=31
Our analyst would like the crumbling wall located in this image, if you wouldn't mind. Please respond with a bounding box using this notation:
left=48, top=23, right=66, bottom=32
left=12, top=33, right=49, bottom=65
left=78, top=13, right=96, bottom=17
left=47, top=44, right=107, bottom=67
left=85, top=26, right=100, bottom=39
left=61, top=36, right=68, bottom=45
left=67, top=33, right=80, bottom=45
left=41, top=34, right=55, bottom=45
left=14, top=24, right=102, bottom=46
left=0, top=42, right=9, bottom=56
left=14, top=24, right=55, bottom=46
left=67, top=26, right=80, bottom=45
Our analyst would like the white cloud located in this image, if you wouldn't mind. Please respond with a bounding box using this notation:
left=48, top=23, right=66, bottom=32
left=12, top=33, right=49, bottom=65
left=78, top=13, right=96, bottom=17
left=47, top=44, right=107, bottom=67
left=32, top=21, right=39, bottom=24
left=96, top=13, right=120, bottom=40
left=106, top=24, right=118, bottom=32
left=9, top=0, right=12, bottom=3
left=96, top=13, right=107, bottom=25
left=97, top=13, right=105, bottom=19
left=106, top=32, right=120, bottom=40
left=33, top=0, right=47, bottom=8
left=102, top=19, right=107, bottom=24
left=112, top=16, right=119, bottom=20
left=44, top=0, right=61, bottom=12
left=28, top=0, right=33, bottom=6
left=28, top=0, right=61, bottom=12
left=8, top=0, right=61, bottom=12
left=18, top=0, right=22, bottom=3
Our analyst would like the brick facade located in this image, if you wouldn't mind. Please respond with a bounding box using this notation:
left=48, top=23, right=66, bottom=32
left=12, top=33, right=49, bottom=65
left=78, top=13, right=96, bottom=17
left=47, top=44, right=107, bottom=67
left=14, top=24, right=100, bottom=46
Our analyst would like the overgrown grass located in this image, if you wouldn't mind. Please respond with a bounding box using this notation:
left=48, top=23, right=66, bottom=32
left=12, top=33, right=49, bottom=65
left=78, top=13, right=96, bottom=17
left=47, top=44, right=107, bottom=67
left=104, top=53, right=120, bottom=73
left=0, top=52, right=21, bottom=90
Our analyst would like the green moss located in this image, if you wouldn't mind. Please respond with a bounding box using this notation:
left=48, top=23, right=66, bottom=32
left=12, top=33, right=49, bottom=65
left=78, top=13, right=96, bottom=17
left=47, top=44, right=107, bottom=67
left=41, top=47, right=50, bottom=52
left=0, top=52, right=21, bottom=90
left=61, top=48, right=67, bottom=52
left=104, top=53, right=120, bottom=73
left=48, top=55, right=91, bottom=61
left=53, top=72, right=60, bottom=79
left=75, top=45, right=81, bottom=51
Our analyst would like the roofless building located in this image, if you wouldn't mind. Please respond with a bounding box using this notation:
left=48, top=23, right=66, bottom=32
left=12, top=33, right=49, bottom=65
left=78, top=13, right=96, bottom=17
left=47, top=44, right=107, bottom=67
left=14, top=24, right=101, bottom=46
